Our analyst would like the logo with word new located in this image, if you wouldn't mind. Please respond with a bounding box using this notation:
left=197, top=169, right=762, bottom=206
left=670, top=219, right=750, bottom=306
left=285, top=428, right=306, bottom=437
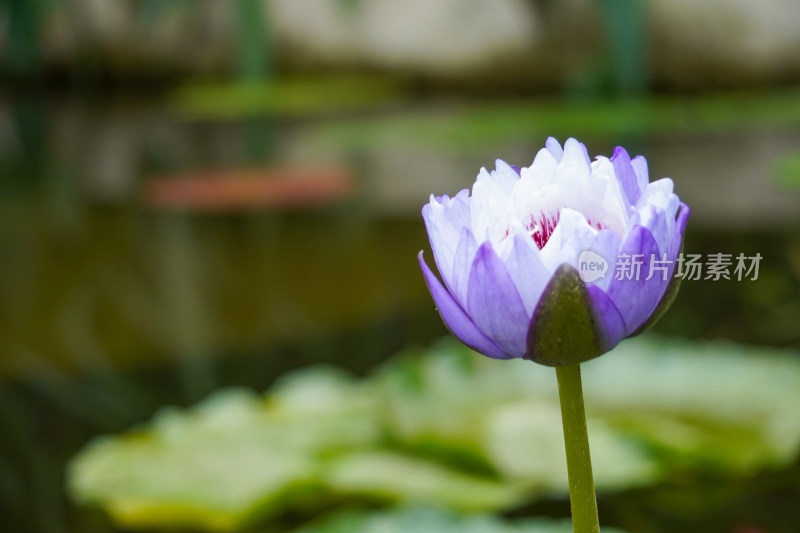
left=578, top=250, right=608, bottom=282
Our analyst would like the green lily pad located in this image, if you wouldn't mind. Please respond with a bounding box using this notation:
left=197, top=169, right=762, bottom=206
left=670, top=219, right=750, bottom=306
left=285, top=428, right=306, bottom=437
left=379, top=337, right=800, bottom=478
left=323, top=451, right=526, bottom=511
left=69, top=422, right=318, bottom=531
left=291, top=506, right=632, bottom=533
left=67, top=336, right=800, bottom=531
left=484, top=401, right=661, bottom=492
left=581, top=338, right=800, bottom=472
left=68, top=383, right=377, bottom=531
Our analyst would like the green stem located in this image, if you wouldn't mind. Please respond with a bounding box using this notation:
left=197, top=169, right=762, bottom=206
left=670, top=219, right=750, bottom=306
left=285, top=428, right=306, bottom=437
left=556, top=364, right=600, bottom=533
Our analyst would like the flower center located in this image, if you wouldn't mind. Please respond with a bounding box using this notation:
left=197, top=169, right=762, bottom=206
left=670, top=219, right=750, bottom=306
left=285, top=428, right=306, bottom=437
left=527, top=210, right=605, bottom=250
left=529, top=211, right=560, bottom=250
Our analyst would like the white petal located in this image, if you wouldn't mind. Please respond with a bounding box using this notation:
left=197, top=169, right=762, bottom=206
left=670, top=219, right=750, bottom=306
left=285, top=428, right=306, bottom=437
left=422, top=192, right=471, bottom=290
left=520, top=147, right=558, bottom=190
left=493, top=159, right=521, bottom=192
left=539, top=208, right=599, bottom=272
left=636, top=178, right=679, bottom=243
left=590, top=156, right=629, bottom=233
left=545, top=137, right=564, bottom=161
left=504, top=234, right=550, bottom=316
left=451, top=228, right=479, bottom=308
left=586, top=229, right=623, bottom=291
left=470, top=163, right=520, bottom=243
left=631, top=155, right=650, bottom=191
left=560, top=138, right=591, bottom=168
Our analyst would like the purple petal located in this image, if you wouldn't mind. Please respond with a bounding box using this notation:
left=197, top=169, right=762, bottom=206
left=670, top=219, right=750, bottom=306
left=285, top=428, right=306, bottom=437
left=638, top=205, right=670, bottom=257
left=631, top=202, right=690, bottom=335
left=418, top=251, right=507, bottom=359
left=656, top=201, right=690, bottom=296
left=605, top=225, right=665, bottom=335
left=545, top=137, right=564, bottom=161
left=670, top=202, right=690, bottom=260
left=422, top=191, right=471, bottom=292
left=586, top=285, right=626, bottom=351
left=504, top=234, right=550, bottom=316
left=611, top=146, right=641, bottom=205
left=585, top=229, right=623, bottom=292
left=451, top=228, right=479, bottom=309
left=630, top=155, right=650, bottom=193
left=466, top=242, right=530, bottom=357
left=658, top=202, right=690, bottom=285
left=510, top=165, right=521, bottom=175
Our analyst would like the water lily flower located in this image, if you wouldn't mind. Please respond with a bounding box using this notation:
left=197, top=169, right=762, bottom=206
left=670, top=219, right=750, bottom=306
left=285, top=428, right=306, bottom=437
left=419, top=137, right=689, bottom=366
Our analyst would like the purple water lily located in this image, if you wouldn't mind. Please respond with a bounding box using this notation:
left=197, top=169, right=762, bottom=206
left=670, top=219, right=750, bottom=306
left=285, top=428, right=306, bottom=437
left=419, top=137, right=689, bottom=366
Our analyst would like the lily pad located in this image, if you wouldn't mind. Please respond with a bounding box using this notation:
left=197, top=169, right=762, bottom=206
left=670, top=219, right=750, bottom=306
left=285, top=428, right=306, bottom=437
left=484, top=402, right=661, bottom=492
left=381, top=337, right=800, bottom=478
left=291, top=506, right=632, bottom=533
left=68, top=336, right=800, bottom=531
left=68, top=382, right=377, bottom=531
left=323, top=451, right=526, bottom=511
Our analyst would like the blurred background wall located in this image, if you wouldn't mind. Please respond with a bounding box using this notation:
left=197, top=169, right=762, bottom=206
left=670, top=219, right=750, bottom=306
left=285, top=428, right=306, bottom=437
left=5, top=0, right=800, bottom=89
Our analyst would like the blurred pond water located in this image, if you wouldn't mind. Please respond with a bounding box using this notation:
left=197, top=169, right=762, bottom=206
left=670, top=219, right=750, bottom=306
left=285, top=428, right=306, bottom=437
left=1, top=93, right=800, bottom=532
left=2, top=95, right=799, bottom=375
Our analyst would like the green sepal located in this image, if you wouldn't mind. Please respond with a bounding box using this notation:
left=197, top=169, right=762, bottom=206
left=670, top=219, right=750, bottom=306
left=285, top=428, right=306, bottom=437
left=525, top=264, right=606, bottom=367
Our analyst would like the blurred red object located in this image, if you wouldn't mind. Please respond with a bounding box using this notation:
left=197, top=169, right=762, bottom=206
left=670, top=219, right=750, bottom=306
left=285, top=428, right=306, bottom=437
left=731, top=526, right=767, bottom=533
left=145, top=165, right=354, bottom=212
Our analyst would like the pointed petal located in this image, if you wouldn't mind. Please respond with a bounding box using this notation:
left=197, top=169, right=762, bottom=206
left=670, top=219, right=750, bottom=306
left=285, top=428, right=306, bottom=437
left=562, top=138, right=591, bottom=168
left=633, top=178, right=679, bottom=252
left=585, top=229, right=622, bottom=292
left=630, top=154, right=649, bottom=192
left=467, top=242, right=530, bottom=357
left=636, top=178, right=677, bottom=215
left=422, top=191, right=471, bottom=291
left=418, top=251, right=507, bottom=359
left=605, top=225, right=665, bottom=335
left=670, top=202, right=690, bottom=259
left=586, top=285, right=627, bottom=351
left=633, top=202, right=690, bottom=335
left=545, top=137, right=563, bottom=161
left=451, top=228, right=479, bottom=309
left=495, top=159, right=522, bottom=188
left=632, top=205, right=670, bottom=256
left=526, top=147, right=559, bottom=184
left=504, top=234, right=550, bottom=316
left=471, top=167, right=514, bottom=243
left=611, top=146, right=641, bottom=205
